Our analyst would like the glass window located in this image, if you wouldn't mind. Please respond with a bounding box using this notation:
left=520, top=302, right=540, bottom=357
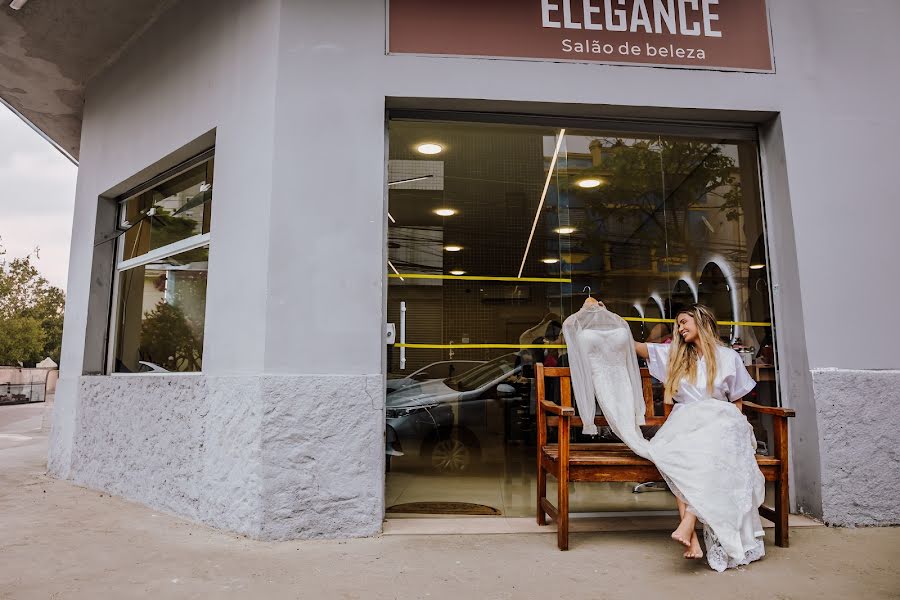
left=385, top=119, right=777, bottom=518
left=120, top=161, right=213, bottom=261
left=111, top=156, right=213, bottom=373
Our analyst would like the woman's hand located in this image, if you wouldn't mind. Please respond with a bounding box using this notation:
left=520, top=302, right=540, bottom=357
left=634, top=341, right=649, bottom=359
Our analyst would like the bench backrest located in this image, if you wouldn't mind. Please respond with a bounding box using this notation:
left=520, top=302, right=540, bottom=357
left=536, top=363, right=668, bottom=428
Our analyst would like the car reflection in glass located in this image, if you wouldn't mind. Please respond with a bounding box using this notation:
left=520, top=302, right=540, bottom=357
left=385, top=360, right=483, bottom=393
left=385, top=353, right=534, bottom=473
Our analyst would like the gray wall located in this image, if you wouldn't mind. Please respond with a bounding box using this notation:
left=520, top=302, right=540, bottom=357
left=51, top=0, right=283, bottom=478
left=51, top=0, right=900, bottom=534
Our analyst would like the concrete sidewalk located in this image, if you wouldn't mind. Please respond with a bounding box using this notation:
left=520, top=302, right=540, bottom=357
left=1, top=403, right=898, bottom=600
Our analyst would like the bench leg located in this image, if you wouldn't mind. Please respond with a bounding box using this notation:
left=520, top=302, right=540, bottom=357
left=557, top=470, right=569, bottom=550
left=774, top=479, right=789, bottom=547
left=536, top=463, right=547, bottom=526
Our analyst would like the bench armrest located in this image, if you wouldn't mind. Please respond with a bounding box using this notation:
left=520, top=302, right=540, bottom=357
left=743, top=401, right=795, bottom=418
left=539, top=400, right=575, bottom=417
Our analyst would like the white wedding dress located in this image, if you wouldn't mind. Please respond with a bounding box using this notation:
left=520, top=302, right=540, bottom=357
left=562, top=303, right=766, bottom=572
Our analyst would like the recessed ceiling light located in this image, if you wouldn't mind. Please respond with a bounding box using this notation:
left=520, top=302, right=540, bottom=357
left=434, top=208, right=457, bottom=217
left=554, top=226, right=576, bottom=235
left=749, top=263, right=767, bottom=270
left=541, top=258, right=559, bottom=264
left=444, top=245, right=463, bottom=252
left=416, top=143, right=443, bottom=155
left=449, top=270, right=466, bottom=276
left=576, top=177, right=604, bottom=189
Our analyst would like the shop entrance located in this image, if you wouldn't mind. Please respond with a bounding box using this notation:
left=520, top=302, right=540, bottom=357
left=385, top=117, right=777, bottom=517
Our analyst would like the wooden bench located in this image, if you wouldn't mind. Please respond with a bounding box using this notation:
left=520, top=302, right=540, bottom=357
left=536, top=363, right=796, bottom=550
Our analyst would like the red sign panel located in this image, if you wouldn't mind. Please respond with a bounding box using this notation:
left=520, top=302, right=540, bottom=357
left=389, top=0, right=773, bottom=72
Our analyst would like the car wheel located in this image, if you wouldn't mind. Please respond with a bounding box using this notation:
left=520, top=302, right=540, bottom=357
left=427, top=431, right=478, bottom=473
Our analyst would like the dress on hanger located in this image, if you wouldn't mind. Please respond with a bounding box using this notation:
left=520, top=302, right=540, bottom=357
left=562, top=301, right=766, bottom=572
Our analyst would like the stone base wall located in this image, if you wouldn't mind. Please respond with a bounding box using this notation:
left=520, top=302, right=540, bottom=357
left=51, top=368, right=900, bottom=533
left=812, top=368, right=900, bottom=526
left=49, top=373, right=384, bottom=540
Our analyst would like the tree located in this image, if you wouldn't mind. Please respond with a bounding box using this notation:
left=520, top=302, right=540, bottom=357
left=139, top=301, right=202, bottom=371
left=576, top=138, right=744, bottom=268
left=0, top=317, right=44, bottom=366
left=0, top=242, right=65, bottom=366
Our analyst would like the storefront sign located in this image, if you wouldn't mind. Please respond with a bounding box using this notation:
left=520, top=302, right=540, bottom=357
left=388, top=0, right=773, bottom=72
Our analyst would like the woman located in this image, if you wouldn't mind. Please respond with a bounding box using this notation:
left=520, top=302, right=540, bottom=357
left=635, top=304, right=766, bottom=571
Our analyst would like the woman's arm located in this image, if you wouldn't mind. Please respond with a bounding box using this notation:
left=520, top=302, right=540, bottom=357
left=634, top=341, right=648, bottom=359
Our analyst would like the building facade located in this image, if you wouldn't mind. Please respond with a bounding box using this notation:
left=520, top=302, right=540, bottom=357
left=4, top=0, right=899, bottom=539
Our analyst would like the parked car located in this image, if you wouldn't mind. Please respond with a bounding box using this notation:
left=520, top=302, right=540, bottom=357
left=385, top=353, right=533, bottom=472
left=385, top=360, right=483, bottom=392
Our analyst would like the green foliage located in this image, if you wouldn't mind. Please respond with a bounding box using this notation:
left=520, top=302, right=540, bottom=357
left=0, top=242, right=65, bottom=366
left=579, top=139, right=741, bottom=230
left=139, top=300, right=202, bottom=371
left=572, top=138, right=744, bottom=268
left=0, top=316, right=45, bottom=366
left=148, top=211, right=199, bottom=251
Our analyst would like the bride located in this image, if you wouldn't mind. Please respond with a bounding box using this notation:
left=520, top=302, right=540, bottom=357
left=634, top=304, right=766, bottom=570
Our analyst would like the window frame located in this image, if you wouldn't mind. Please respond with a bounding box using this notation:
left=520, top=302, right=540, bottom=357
left=106, top=150, right=214, bottom=375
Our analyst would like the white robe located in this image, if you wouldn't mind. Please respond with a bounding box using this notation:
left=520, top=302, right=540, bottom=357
left=564, top=305, right=766, bottom=571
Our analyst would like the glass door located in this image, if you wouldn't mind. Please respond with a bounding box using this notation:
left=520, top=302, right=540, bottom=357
left=385, top=118, right=776, bottom=517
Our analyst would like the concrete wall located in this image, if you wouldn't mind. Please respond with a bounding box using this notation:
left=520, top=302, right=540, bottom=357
left=50, top=0, right=386, bottom=539
left=51, top=0, right=282, bottom=478
left=812, top=369, right=900, bottom=526
left=50, top=0, right=900, bottom=536
left=66, top=373, right=381, bottom=538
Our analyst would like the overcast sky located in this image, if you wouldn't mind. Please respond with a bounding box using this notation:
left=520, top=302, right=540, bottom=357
left=0, top=105, right=77, bottom=289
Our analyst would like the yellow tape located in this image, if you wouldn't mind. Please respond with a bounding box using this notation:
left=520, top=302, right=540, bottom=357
left=389, top=273, right=572, bottom=283
left=396, top=343, right=567, bottom=349
left=397, top=318, right=773, bottom=349
left=622, top=317, right=773, bottom=327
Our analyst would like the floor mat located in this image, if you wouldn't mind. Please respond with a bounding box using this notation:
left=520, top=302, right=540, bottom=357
left=386, top=502, right=501, bottom=516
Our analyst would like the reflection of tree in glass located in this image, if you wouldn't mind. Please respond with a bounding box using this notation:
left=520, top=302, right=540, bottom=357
left=147, top=209, right=208, bottom=263
left=580, top=139, right=742, bottom=267
left=140, top=301, right=201, bottom=371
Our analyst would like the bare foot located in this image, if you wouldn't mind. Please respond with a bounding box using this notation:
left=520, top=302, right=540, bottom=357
left=683, top=531, right=704, bottom=559
left=671, top=518, right=694, bottom=548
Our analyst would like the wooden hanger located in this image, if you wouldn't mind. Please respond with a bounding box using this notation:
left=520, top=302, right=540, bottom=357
left=583, top=286, right=600, bottom=307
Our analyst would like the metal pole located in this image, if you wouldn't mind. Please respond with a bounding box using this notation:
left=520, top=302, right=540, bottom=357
left=400, top=301, right=407, bottom=370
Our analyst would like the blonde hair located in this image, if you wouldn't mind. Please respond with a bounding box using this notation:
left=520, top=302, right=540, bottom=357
left=663, top=304, right=723, bottom=403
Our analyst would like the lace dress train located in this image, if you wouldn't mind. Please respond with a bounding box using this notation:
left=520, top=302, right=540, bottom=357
left=649, top=399, right=766, bottom=571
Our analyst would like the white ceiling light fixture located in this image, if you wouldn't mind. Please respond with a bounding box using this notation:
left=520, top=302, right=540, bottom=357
left=576, top=177, right=604, bottom=189
left=416, top=143, right=444, bottom=155
left=388, top=175, right=434, bottom=186
left=444, top=245, right=463, bottom=252
left=554, top=226, right=576, bottom=235
left=449, top=270, right=466, bottom=276
left=433, top=208, right=458, bottom=217
left=541, top=258, right=560, bottom=264
left=9, top=0, right=29, bottom=9
left=749, top=263, right=767, bottom=270
left=518, top=128, right=566, bottom=278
